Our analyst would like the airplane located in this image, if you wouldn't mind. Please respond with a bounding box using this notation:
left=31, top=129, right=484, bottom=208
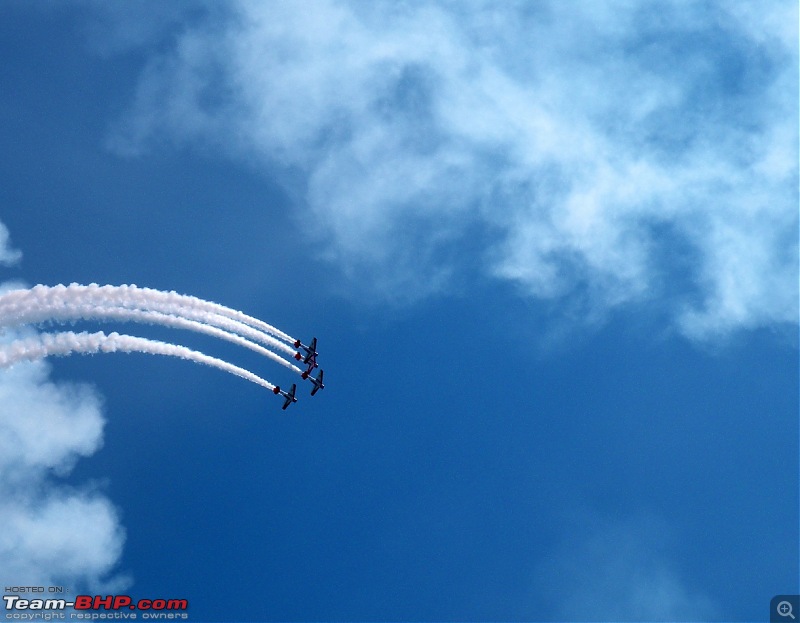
left=293, top=337, right=318, bottom=369
left=301, top=369, right=324, bottom=396
left=272, top=384, right=297, bottom=410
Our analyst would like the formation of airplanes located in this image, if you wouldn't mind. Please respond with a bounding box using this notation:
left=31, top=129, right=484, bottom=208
left=272, top=336, right=325, bottom=410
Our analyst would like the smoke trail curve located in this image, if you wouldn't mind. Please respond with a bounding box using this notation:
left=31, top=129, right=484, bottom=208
left=0, top=331, right=276, bottom=390
left=0, top=302, right=303, bottom=373
left=0, top=284, right=295, bottom=344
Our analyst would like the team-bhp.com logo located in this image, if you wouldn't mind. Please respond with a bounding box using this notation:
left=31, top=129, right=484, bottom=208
left=3, top=594, right=189, bottom=620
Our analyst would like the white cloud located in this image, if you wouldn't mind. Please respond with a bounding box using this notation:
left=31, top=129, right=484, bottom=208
left=535, top=513, right=719, bottom=621
left=0, top=325, right=126, bottom=591
left=0, top=221, right=124, bottom=587
left=0, top=222, right=21, bottom=266
left=108, top=0, right=798, bottom=337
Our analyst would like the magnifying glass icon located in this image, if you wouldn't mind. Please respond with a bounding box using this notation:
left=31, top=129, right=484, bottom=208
left=778, top=601, right=796, bottom=619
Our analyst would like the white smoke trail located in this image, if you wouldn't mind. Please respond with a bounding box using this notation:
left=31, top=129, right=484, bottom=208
left=0, top=331, right=277, bottom=391
left=0, top=302, right=303, bottom=373
left=0, top=284, right=296, bottom=344
left=0, top=284, right=299, bottom=356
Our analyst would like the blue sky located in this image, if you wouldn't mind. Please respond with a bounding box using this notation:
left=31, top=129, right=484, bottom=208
left=0, top=1, right=797, bottom=621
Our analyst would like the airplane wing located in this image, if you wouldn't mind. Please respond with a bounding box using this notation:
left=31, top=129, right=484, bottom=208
left=310, top=370, right=324, bottom=396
